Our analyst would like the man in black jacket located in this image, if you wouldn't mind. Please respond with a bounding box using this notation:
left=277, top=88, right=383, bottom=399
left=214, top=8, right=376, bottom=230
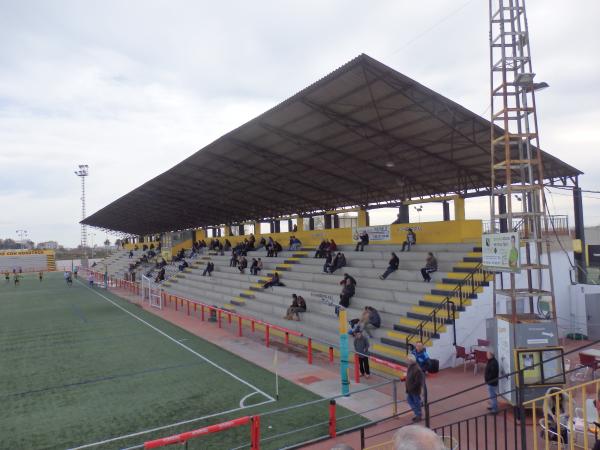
left=484, top=349, right=500, bottom=413
left=379, top=252, right=400, bottom=280
left=405, top=354, right=424, bottom=422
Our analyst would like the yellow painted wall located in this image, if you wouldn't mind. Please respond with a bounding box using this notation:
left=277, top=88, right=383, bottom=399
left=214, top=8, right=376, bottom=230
left=123, top=241, right=159, bottom=250
left=186, top=219, right=482, bottom=249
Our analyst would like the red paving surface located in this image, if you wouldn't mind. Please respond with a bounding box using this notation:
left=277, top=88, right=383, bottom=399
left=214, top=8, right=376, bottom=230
left=106, top=284, right=598, bottom=450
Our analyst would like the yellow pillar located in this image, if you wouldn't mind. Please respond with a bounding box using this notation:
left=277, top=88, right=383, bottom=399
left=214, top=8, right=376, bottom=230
left=196, top=228, right=207, bottom=240
left=454, top=197, right=465, bottom=221
left=357, top=209, right=369, bottom=227
left=296, top=217, right=304, bottom=232
left=224, top=225, right=232, bottom=236
left=253, top=222, right=261, bottom=236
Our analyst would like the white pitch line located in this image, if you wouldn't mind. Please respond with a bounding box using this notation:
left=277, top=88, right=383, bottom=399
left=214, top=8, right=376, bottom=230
left=76, top=281, right=276, bottom=402
left=68, top=399, right=274, bottom=450
left=239, top=391, right=260, bottom=408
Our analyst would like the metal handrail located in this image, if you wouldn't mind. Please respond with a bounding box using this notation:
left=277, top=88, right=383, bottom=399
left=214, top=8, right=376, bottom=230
left=405, top=263, right=488, bottom=352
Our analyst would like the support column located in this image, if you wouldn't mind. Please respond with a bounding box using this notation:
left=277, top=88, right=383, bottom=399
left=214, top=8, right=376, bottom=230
left=574, top=183, right=587, bottom=283
left=398, top=204, right=410, bottom=224
left=308, top=217, right=315, bottom=231
left=324, top=214, right=332, bottom=229
left=296, top=217, right=304, bottom=232
left=288, top=219, right=293, bottom=232
left=253, top=222, right=260, bottom=236
left=498, top=195, right=508, bottom=233
left=238, top=225, right=244, bottom=236
left=358, top=209, right=369, bottom=227
left=333, top=214, right=340, bottom=229
left=270, top=221, right=275, bottom=233
left=454, top=197, right=465, bottom=221
left=224, top=225, right=232, bottom=236
left=274, top=220, right=281, bottom=233
left=442, top=201, right=450, bottom=221
left=217, top=227, right=222, bottom=237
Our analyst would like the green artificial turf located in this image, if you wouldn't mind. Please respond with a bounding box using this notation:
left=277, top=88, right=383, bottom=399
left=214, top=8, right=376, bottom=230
left=0, top=273, right=366, bottom=450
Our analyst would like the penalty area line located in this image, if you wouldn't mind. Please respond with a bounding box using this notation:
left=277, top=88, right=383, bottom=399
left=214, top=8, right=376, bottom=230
left=76, top=281, right=276, bottom=403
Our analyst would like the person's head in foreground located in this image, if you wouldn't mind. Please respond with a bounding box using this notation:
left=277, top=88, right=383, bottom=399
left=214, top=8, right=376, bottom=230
left=330, top=444, right=354, bottom=450
left=393, top=425, right=445, bottom=450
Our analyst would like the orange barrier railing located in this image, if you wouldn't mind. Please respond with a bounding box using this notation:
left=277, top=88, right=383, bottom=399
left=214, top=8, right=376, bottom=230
left=86, top=270, right=406, bottom=380
left=141, top=415, right=259, bottom=450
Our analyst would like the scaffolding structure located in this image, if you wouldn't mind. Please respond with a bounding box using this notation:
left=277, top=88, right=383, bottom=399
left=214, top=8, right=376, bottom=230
left=488, top=0, right=557, bottom=322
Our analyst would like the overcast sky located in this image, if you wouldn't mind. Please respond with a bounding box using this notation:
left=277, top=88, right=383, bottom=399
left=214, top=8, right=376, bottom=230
left=1, top=0, right=599, bottom=247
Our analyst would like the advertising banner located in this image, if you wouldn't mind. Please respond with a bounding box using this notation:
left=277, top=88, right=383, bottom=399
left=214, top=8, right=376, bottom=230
left=482, top=232, right=520, bottom=272
left=352, top=225, right=390, bottom=242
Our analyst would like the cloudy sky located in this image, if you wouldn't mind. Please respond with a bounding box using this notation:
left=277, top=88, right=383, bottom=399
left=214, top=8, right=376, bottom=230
left=1, top=0, right=599, bottom=247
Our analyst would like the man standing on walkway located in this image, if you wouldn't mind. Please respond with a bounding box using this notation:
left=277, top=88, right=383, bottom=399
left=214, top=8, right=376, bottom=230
left=485, top=349, right=499, bottom=413
left=405, top=354, right=424, bottom=422
left=353, top=330, right=371, bottom=379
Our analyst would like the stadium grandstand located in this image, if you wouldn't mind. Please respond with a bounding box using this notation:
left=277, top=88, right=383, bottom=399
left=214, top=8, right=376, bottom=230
left=5, top=5, right=600, bottom=450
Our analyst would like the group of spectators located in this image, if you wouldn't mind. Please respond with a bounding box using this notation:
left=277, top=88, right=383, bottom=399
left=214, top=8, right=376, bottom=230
left=285, top=293, right=306, bottom=320
left=315, top=239, right=337, bottom=258
left=288, top=236, right=302, bottom=251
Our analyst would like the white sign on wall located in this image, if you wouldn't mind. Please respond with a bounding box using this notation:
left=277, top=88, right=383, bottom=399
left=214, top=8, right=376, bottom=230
left=352, top=225, right=390, bottom=242
left=482, top=232, right=521, bottom=273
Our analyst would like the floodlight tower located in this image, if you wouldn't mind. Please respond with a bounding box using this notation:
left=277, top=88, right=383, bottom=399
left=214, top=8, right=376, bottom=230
left=16, top=229, right=28, bottom=249
left=74, top=165, right=89, bottom=265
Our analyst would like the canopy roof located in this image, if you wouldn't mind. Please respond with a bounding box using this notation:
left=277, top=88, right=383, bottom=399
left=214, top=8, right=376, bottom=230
left=83, top=54, right=581, bottom=235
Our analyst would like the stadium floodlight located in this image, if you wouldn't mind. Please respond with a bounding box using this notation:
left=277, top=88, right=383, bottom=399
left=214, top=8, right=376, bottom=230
left=74, top=165, right=89, bottom=266
left=15, top=229, right=28, bottom=249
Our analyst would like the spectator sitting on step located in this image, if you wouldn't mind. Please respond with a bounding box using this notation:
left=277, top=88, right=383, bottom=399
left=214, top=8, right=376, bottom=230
left=263, top=272, right=285, bottom=289
left=355, top=231, right=369, bottom=251
left=289, top=236, right=302, bottom=251
left=285, top=294, right=306, bottom=321
left=129, top=250, right=134, bottom=258
left=202, top=262, right=214, bottom=277
left=353, top=330, right=371, bottom=379
left=274, top=241, right=282, bottom=257
left=178, top=260, right=189, bottom=272
left=379, top=252, right=400, bottom=280
left=323, top=251, right=333, bottom=273
left=314, top=240, right=327, bottom=258
left=224, top=239, right=232, bottom=251
left=248, top=234, right=256, bottom=249
left=331, top=252, right=346, bottom=274
left=134, top=245, right=139, bottom=251
left=238, top=256, right=248, bottom=274
left=329, top=239, right=338, bottom=252
left=352, top=306, right=381, bottom=337
left=421, top=252, right=438, bottom=282
left=255, top=258, right=263, bottom=275
left=155, top=267, right=165, bottom=283
left=337, top=273, right=357, bottom=315
left=410, top=342, right=431, bottom=373
left=249, top=258, right=258, bottom=275
left=256, top=237, right=267, bottom=251
left=229, top=251, right=238, bottom=267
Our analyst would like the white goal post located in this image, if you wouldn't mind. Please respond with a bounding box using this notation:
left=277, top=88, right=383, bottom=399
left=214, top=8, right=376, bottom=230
left=141, top=275, right=163, bottom=310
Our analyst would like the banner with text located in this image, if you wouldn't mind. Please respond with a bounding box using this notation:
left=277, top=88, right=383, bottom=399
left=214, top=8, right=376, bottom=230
left=352, top=225, right=391, bottom=242
left=482, top=232, right=520, bottom=272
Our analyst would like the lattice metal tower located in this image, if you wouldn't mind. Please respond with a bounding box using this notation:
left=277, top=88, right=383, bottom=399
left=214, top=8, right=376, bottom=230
left=74, top=165, right=89, bottom=263
left=488, top=0, right=557, bottom=321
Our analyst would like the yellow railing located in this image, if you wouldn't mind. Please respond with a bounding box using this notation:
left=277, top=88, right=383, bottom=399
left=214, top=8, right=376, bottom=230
left=524, top=378, right=600, bottom=450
